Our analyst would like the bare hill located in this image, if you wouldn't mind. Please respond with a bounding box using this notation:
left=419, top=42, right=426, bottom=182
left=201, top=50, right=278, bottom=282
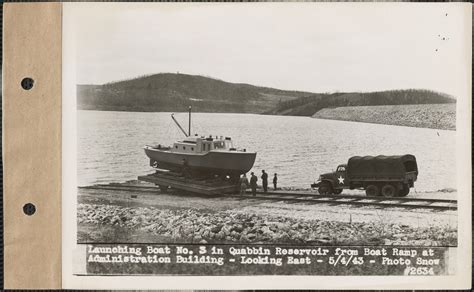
left=77, top=74, right=456, bottom=119
left=77, top=73, right=311, bottom=113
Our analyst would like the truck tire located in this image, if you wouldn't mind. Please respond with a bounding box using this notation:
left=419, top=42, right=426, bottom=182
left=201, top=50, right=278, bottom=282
left=318, top=182, right=333, bottom=195
left=398, top=184, right=410, bottom=197
left=381, top=184, right=396, bottom=197
left=365, top=185, right=379, bottom=197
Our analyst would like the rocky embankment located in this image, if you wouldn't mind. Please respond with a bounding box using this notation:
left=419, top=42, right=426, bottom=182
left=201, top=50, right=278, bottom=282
left=78, top=203, right=456, bottom=246
left=312, top=104, right=456, bottom=130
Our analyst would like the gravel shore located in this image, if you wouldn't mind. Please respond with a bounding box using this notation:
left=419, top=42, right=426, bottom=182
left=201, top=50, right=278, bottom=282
left=312, top=104, right=456, bottom=130
left=78, top=202, right=456, bottom=246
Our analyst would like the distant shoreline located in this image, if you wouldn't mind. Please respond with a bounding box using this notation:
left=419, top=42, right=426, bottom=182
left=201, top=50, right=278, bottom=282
left=312, top=104, right=456, bottom=131
left=78, top=104, right=456, bottom=131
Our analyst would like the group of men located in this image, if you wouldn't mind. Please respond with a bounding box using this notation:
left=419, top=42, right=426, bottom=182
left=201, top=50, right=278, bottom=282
left=239, top=170, right=278, bottom=196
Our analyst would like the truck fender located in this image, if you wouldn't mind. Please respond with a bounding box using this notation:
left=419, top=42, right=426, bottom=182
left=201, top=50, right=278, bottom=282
left=320, top=179, right=335, bottom=188
left=311, top=179, right=334, bottom=189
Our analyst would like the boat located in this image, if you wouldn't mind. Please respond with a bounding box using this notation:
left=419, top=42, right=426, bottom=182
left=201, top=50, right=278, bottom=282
left=144, top=107, right=257, bottom=179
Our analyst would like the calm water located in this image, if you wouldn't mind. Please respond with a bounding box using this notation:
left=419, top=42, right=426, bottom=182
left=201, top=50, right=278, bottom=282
left=78, top=110, right=456, bottom=192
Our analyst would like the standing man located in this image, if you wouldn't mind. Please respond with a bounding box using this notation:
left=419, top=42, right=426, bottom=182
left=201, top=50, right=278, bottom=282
left=239, top=173, right=249, bottom=195
left=250, top=172, right=258, bottom=197
left=273, top=173, right=278, bottom=190
left=261, top=170, right=268, bottom=193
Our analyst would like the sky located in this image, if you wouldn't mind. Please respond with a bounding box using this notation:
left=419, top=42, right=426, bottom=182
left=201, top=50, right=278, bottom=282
left=65, top=2, right=470, bottom=98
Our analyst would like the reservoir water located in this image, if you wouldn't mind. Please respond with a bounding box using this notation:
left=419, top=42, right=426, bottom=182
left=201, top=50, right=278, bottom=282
left=78, top=110, right=456, bottom=192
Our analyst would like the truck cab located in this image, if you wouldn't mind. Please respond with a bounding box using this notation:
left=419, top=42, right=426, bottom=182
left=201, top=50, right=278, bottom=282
left=314, top=164, right=348, bottom=194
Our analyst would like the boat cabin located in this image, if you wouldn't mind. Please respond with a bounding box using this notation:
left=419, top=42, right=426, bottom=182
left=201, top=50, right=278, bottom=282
left=172, top=135, right=236, bottom=154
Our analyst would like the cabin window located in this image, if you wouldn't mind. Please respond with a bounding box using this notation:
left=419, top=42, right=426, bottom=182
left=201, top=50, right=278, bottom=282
left=191, top=147, right=194, bottom=151
left=337, top=166, right=346, bottom=172
left=183, top=146, right=186, bottom=150
left=175, top=146, right=178, bottom=149
left=225, top=140, right=234, bottom=148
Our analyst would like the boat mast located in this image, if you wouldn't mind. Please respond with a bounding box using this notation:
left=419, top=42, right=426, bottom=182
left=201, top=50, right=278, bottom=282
left=171, top=113, right=189, bottom=137
left=188, top=106, right=191, bottom=136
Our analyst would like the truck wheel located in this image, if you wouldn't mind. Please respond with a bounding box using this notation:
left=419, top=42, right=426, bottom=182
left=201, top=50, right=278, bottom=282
left=381, top=184, right=396, bottom=197
left=159, top=185, right=169, bottom=193
left=397, top=184, right=410, bottom=197
left=318, top=182, right=333, bottom=195
left=365, top=185, right=379, bottom=197
left=333, top=189, right=343, bottom=195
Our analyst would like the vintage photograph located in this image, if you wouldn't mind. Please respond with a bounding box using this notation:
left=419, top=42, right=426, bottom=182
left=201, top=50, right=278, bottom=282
left=61, top=2, right=470, bottom=285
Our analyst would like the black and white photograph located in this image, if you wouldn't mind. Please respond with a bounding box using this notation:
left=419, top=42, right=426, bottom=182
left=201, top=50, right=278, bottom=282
left=61, top=2, right=471, bottom=289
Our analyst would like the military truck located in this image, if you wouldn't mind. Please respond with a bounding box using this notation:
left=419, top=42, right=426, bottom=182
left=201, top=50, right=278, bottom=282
left=311, top=155, right=418, bottom=197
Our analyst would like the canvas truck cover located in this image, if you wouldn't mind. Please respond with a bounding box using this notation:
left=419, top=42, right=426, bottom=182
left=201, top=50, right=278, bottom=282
left=347, top=155, right=418, bottom=179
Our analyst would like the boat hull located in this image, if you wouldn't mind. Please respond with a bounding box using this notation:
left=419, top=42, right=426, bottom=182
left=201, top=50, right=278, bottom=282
left=144, top=146, right=257, bottom=176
